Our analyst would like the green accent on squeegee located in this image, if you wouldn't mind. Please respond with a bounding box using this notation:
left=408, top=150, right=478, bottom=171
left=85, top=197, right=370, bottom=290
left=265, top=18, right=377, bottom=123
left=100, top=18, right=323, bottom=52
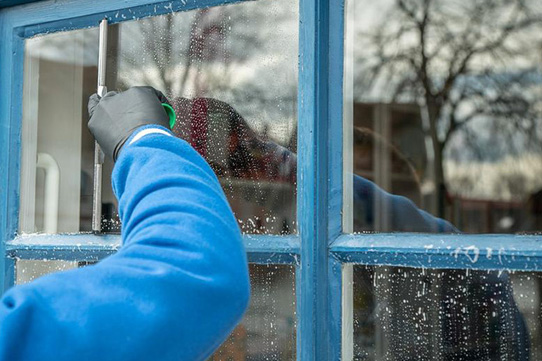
left=162, top=103, right=176, bottom=129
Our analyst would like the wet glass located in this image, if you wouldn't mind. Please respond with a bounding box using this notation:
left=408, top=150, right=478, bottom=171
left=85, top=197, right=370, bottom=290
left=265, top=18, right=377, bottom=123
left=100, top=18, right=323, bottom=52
left=353, top=265, right=541, bottom=360
left=14, top=261, right=296, bottom=360
left=344, top=0, right=542, bottom=233
left=112, top=0, right=299, bottom=234
left=20, top=0, right=298, bottom=235
left=211, top=265, right=296, bottom=360
left=15, top=260, right=79, bottom=284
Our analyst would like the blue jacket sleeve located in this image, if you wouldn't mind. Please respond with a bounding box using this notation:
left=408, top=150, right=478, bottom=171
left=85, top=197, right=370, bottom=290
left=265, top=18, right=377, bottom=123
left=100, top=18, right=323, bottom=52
left=0, top=125, right=250, bottom=361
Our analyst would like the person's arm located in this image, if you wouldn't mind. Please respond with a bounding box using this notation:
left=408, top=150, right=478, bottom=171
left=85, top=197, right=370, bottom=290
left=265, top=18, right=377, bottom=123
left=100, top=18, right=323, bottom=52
left=0, top=90, right=250, bottom=361
left=255, top=140, right=456, bottom=232
left=352, top=175, right=458, bottom=232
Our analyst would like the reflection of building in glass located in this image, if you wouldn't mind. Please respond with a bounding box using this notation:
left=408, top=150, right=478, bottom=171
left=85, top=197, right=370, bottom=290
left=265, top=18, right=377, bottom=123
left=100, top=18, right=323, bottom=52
left=353, top=102, right=542, bottom=234
left=352, top=103, right=427, bottom=232
left=353, top=103, right=426, bottom=205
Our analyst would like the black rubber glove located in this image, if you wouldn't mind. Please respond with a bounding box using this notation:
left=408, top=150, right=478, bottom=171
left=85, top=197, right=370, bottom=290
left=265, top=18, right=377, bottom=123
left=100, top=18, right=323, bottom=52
left=88, top=86, right=171, bottom=161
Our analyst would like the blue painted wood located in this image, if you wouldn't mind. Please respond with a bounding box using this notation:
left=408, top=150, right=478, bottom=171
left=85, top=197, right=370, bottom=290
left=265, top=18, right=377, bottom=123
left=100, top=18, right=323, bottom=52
left=327, top=0, right=345, bottom=242
left=0, top=9, right=18, bottom=295
left=243, top=235, right=300, bottom=264
left=3, top=257, right=15, bottom=292
left=0, top=0, right=45, bottom=8
left=295, top=265, right=302, bottom=359
left=6, top=234, right=301, bottom=263
left=8, top=244, right=118, bottom=262
left=327, top=1, right=345, bottom=358
left=297, top=0, right=328, bottom=355
left=6, top=234, right=121, bottom=261
left=297, top=0, right=344, bottom=358
left=0, top=10, right=8, bottom=299
left=1, top=0, right=251, bottom=39
left=332, top=233, right=542, bottom=271
left=328, top=257, right=344, bottom=360
left=6, top=37, right=24, bottom=242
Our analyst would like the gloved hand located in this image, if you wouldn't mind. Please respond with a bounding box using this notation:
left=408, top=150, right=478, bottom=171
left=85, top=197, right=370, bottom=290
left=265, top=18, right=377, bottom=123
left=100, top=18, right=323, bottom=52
left=88, top=86, right=171, bottom=161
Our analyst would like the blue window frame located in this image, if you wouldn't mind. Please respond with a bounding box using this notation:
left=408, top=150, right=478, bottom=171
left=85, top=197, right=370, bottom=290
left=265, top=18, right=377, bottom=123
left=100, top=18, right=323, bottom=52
left=1, top=0, right=542, bottom=360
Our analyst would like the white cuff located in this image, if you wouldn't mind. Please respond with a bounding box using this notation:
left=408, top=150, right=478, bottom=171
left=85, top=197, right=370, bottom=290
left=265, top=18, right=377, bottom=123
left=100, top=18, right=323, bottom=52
left=129, top=128, right=172, bottom=146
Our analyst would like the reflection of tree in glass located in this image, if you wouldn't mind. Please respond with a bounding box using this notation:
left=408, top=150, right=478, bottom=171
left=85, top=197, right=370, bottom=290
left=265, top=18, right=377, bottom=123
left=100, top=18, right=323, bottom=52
left=355, top=0, right=542, bottom=216
left=119, top=8, right=230, bottom=96
left=117, top=2, right=298, bottom=145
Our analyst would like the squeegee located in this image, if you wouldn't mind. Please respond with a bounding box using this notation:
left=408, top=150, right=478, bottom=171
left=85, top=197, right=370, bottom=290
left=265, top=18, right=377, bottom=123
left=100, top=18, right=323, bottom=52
left=92, top=18, right=108, bottom=234
left=91, top=19, right=176, bottom=234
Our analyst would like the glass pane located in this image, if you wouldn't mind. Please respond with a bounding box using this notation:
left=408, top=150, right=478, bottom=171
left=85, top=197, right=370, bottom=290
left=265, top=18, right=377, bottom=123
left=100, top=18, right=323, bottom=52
left=19, top=28, right=100, bottom=234
left=353, top=266, right=541, bottom=360
left=211, top=265, right=296, bottom=360
left=15, top=260, right=78, bottom=284
left=112, top=0, right=299, bottom=235
left=14, top=261, right=296, bottom=360
left=345, top=0, right=542, bottom=233
left=20, top=0, right=298, bottom=236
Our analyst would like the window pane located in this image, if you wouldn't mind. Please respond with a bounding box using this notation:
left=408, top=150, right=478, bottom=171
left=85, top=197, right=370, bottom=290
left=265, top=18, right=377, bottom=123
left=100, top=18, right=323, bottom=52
left=20, top=0, right=298, bottom=236
left=344, top=0, right=542, bottom=233
left=19, top=28, right=100, bottom=234
left=211, top=265, right=296, bottom=360
left=353, top=266, right=540, bottom=360
left=13, top=261, right=296, bottom=360
left=112, top=0, right=299, bottom=235
left=15, top=260, right=78, bottom=284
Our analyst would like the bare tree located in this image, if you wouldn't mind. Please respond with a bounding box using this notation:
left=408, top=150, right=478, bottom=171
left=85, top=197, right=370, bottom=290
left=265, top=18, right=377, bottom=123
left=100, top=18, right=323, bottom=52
left=117, top=4, right=271, bottom=97
left=357, top=0, right=542, bottom=215
left=116, top=3, right=298, bottom=148
left=118, top=8, right=227, bottom=96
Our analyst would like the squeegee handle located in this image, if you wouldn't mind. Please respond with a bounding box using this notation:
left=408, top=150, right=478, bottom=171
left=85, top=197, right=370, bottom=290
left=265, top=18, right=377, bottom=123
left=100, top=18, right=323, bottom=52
left=92, top=18, right=108, bottom=234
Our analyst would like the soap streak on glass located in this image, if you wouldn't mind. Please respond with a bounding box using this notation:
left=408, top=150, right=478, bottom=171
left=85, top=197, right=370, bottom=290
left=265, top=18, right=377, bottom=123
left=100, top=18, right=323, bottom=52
left=353, top=265, right=540, bottom=361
